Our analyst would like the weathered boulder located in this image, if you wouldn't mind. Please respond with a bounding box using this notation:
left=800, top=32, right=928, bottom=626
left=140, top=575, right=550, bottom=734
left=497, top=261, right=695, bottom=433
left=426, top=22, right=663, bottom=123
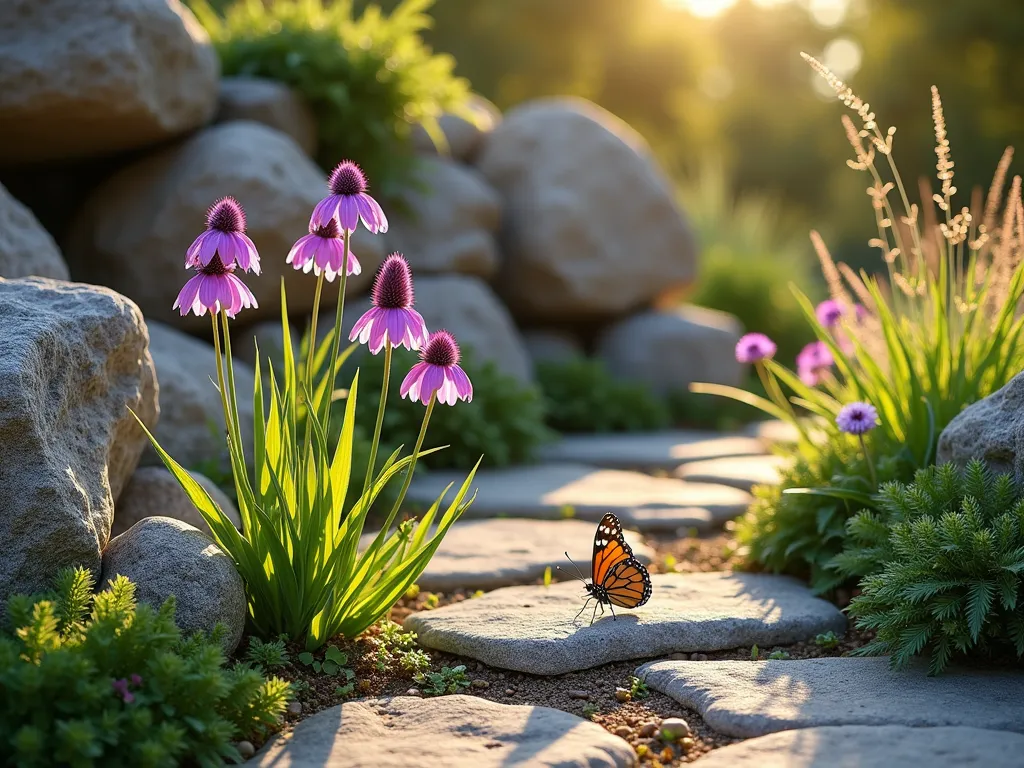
left=66, top=121, right=385, bottom=332
left=0, top=0, right=219, bottom=164
left=0, top=183, right=69, bottom=280
left=411, top=94, right=501, bottom=163
left=216, top=77, right=317, bottom=156
left=597, top=305, right=742, bottom=396
left=522, top=329, right=585, bottom=365
left=102, top=516, right=246, bottom=652
left=386, top=157, right=501, bottom=278
left=114, top=466, right=241, bottom=539
left=476, top=97, right=696, bottom=322
left=0, top=278, right=157, bottom=606
left=937, top=372, right=1024, bottom=482
left=143, top=321, right=255, bottom=474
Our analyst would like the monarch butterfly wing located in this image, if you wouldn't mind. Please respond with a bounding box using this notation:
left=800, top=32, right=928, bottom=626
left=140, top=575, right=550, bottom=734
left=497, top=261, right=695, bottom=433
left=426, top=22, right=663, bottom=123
left=592, top=513, right=634, bottom=586
left=603, top=558, right=653, bottom=609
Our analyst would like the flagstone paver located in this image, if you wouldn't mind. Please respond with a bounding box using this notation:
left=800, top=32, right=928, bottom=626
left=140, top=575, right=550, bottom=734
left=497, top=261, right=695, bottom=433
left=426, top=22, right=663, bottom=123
left=676, top=455, right=787, bottom=491
left=744, top=420, right=801, bottom=446
left=361, top=518, right=652, bottom=592
left=695, top=726, right=1024, bottom=768
left=636, top=657, right=1024, bottom=738
left=407, top=463, right=752, bottom=532
left=404, top=572, right=845, bottom=675
left=538, top=431, right=765, bottom=470
left=246, top=695, right=634, bottom=767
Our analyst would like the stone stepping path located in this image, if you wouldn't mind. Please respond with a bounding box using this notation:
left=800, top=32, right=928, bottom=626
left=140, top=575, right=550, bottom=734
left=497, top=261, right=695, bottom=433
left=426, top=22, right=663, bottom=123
left=407, top=463, right=753, bottom=533
left=538, top=430, right=766, bottom=470
left=246, top=694, right=634, bottom=767
left=744, top=419, right=801, bottom=446
left=695, top=725, right=1024, bottom=768
left=404, top=573, right=845, bottom=675
left=676, top=455, right=787, bottom=492
left=636, top=657, right=1024, bottom=738
left=361, top=518, right=652, bottom=592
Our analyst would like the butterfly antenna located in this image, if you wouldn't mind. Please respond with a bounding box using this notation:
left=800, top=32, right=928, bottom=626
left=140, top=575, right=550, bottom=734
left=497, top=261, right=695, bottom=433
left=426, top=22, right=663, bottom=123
left=562, top=551, right=590, bottom=585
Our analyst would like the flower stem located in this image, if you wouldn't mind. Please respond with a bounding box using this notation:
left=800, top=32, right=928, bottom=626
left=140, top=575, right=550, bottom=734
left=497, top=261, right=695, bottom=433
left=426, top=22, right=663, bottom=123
left=210, top=313, right=233, bottom=444
left=859, top=434, right=878, bottom=488
left=357, top=342, right=391, bottom=524
left=305, top=272, right=326, bottom=407
left=324, top=228, right=351, bottom=432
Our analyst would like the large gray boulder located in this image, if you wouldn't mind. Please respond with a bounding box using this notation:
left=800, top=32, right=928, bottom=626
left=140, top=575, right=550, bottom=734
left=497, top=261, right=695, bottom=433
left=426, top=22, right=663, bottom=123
left=937, top=372, right=1024, bottom=482
left=0, top=0, right=219, bottom=164
left=0, top=183, right=69, bottom=280
left=476, top=97, right=696, bottom=322
left=216, top=77, right=317, bottom=156
left=113, top=466, right=241, bottom=539
left=66, top=121, right=385, bottom=332
left=102, top=516, right=246, bottom=652
left=0, top=278, right=158, bottom=606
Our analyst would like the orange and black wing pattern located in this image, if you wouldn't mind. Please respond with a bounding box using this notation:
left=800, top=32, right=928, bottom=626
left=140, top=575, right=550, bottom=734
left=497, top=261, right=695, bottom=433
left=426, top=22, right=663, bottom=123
left=591, top=513, right=633, bottom=586
left=591, top=513, right=652, bottom=609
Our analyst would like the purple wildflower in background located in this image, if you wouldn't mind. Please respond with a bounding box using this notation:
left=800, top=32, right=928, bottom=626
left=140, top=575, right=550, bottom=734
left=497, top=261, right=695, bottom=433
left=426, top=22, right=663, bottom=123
left=349, top=254, right=428, bottom=354
left=130, top=674, right=143, bottom=687
left=735, top=333, right=777, bottom=364
left=185, top=197, right=261, bottom=274
left=854, top=303, right=868, bottom=323
left=836, top=402, right=879, bottom=435
left=112, top=678, right=135, bottom=704
left=815, top=299, right=844, bottom=328
left=286, top=217, right=361, bottom=281
left=401, top=330, right=474, bottom=406
left=173, top=253, right=257, bottom=318
left=310, top=160, right=388, bottom=234
left=797, top=341, right=834, bottom=386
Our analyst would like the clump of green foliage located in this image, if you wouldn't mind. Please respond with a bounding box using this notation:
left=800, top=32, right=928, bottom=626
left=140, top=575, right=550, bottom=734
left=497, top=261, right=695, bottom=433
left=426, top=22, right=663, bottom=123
left=351, top=346, right=552, bottom=469
left=0, top=568, right=291, bottom=767
left=845, top=461, right=1024, bottom=674
left=368, top=620, right=429, bottom=674
left=188, top=0, right=471, bottom=195
left=536, top=357, right=670, bottom=433
left=627, top=675, right=649, bottom=700
left=414, top=664, right=470, bottom=696
left=814, top=630, right=841, bottom=649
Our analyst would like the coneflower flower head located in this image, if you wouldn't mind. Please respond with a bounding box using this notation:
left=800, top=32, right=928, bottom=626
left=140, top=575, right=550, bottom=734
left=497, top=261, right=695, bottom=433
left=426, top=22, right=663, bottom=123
left=836, top=401, right=879, bottom=435
left=735, top=333, right=777, bottom=363
left=310, top=160, right=388, bottom=234
left=401, top=329, right=474, bottom=406
left=815, top=299, right=844, bottom=328
left=286, top=217, right=362, bottom=281
left=349, top=254, right=428, bottom=353
left=173, top=251, right=257, bottom=319
left=185, top=196, right=261, bottom=274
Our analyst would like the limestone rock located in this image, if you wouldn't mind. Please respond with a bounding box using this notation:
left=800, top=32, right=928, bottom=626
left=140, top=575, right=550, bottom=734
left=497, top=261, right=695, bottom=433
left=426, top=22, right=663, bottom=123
left=0, top=183, right=69, bottom=280
left=522, top=330, right=585, bottom=365
left=937, top=372, right=1024, bottom=483
left=217, top=77, right=317, bottom=156
left=102, top=516, right=246, bottom=652
left=411, top=94, right=501, bottom=163
left=386, top=157, right=501, bottom=279
left=114, top=466, right=241, bottom=538
left=0, top=278, right=157, bottom=606
left=0, top=0, right=219, bottom=163
left=66, top=121, right=384, bottom=332
left=476, top=97, right=696, bottom=322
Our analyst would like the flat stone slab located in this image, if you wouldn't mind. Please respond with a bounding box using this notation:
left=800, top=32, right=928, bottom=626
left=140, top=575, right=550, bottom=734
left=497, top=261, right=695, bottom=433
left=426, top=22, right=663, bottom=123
left=636, top=657, right=1024, bottom=738
left=407, top=463, right=752, bottom=532
left=676, top=455, right=787, bottom=491
left=538, top=431, right=765, bottom=470
left=696, top=726, right=1024, bottom=768
left=247, top=694, right=634, bottom=767
left=744, top=419, right=801, bottom=446
left=404, top=572, right=845, bottom=675
left=361, top=518, right=652, bottom=592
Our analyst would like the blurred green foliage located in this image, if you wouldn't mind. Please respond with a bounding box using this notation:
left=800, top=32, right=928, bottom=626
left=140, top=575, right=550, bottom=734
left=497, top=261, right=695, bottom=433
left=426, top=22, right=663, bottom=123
left=187, top=0, right=471, bottom=197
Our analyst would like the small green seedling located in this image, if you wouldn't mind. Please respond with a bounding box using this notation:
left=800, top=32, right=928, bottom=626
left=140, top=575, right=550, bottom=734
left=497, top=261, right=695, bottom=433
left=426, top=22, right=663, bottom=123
left=628, top=675, right=649, bottom=700
left=298, top=645, right=350, bottom=676
left=414, top=665, right=470, bottom=696
left=404, top=584, right=421, bottom=600
left=399, top=648, right=431, bottom=674
left=582, top=703, right=599, bottom=720
left=814, top=631, right=840, bottom=649
left=751, top=644, right=760, bottom=660
left=424, top=592, right=440, bottom=609
left=663, top=554, right=677, bottom=571
left=471, top=589, right=485, bottom=599
left=560, top=504, right=577, bottom=519
left=767, top=650, right=791, bottom=660
left=543, top=566, right=553, bottom=587
left=244, top=635, right=290, bottom=672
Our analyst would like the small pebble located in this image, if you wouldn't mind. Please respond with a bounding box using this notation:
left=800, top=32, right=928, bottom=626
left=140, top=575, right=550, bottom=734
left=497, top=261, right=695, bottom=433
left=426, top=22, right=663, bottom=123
left=680, top=737, right=695, bottom=752
left=660, top=717, right=691, bottom=741
left=691, top=653, right=709, bottom=661
left=505, top=688, right=515, bottom=696
left=614, top=687, right=631, bottom=702
left=614, top=725, right=632, bottom=738
left=660, top=746, right=675, bottom=762
left=471, top=679, right=490, bottom=689
left=406, top=688, right=422, bottom=697
left=568, top=690, right=590, bottom=700
left=638, top=722, right=658, bottom=738
left=236, top=741, right=256, bottom=760
left=287, top=701, right=302, bottom=716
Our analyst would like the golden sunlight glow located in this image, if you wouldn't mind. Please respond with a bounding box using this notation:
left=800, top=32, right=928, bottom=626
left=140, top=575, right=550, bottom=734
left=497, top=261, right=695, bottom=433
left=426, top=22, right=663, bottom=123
left=663, top=0, right=737, bottom=18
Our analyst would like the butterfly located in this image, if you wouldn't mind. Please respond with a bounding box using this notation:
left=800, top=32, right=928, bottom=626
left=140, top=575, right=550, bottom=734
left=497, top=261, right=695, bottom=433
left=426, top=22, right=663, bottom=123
left=562, top=513, right=652, bottom=625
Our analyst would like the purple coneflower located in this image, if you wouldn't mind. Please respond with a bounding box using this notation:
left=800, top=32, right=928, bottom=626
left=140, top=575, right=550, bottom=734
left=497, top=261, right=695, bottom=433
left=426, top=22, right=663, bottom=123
left=310, top=160, right=388, bottom=234
left=173, top=253, right=257, bottom=318
left=112, top=678, right=135, bottom=704
left=836, top=401, right=879, bottom=435
left=130, top=674, right=143, bottom=687
left=796, top=341, right=834, bottom=386
left=349, top=254, right=428, bottom=354
left=185, top=197, right=260, bottom=274
left=815, top=299, right=844, bottom=328
left=401, top=330, right=473, bottom=406
left=735, top=333, right=777, bottom=364
left=286, top=218, right=361, bottom=281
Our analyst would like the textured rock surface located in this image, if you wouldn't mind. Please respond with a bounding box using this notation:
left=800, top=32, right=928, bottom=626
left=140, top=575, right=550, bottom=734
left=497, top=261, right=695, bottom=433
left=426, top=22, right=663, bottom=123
left=539, top=432, right=766, bottom=470
left=386, top=158, right=502, bottom=279
left=217, top=77, right=317, bottom=155
left=522, top=329, right=585, bottom=365
left=696, top=726, right=1024, bottom=768
left=937, top=371, right=1024, bottom=483
left=363, top=518, right=652, bottom=592
left=66, top=121, right=384, bottom=331
left=143, top=321, right=255, bottom=473
left=405, top=573, right=845, bottom=675
left=0, top=183, right=69, bottom=280
left=248, top=695, right=634, bottom=767
left=114, top=466, right=241, bottom=538
left=676, top=455, right=787, bottom=491
left=597, top=306, right=743, bottom=396
left=411, top=95, right=501, bottom=163
left=477, top=98, right=696, bottom=322
left=102, top=517, right=246, bottom=652
left=407, top=463, right=752, bottom=532
left=0, top=278, right=157, bottom=605
left=637, top=657, right=1024, bottom=737
left=0, top=0, right=219, bottom=163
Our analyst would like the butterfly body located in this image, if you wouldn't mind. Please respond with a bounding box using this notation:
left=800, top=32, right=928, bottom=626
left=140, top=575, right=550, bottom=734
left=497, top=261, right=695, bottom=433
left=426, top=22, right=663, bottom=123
left=566, top=513, right=652, bottom=625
